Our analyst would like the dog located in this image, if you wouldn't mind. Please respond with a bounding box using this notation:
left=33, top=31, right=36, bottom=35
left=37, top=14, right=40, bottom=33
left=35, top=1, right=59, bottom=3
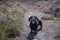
left=28, top=16, right=42, bottom=33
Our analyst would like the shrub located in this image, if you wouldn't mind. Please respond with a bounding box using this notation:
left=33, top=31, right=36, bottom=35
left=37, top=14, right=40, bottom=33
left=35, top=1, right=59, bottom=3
left=6, top=27, right=20, bottom=38
left=0, top=21, right=20, bottom=40
left=0, top=28, right=6, bottom=40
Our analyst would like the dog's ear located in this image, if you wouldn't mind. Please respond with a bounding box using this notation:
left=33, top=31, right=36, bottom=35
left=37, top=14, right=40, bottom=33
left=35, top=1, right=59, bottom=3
left=35, top=16, right=39, bottom=21
left=29, top=16, right=33, bottom=21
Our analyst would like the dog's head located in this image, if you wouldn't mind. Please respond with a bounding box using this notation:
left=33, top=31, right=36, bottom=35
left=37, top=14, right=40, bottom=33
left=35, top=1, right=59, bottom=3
left=29, top=16, right=38, bottom=24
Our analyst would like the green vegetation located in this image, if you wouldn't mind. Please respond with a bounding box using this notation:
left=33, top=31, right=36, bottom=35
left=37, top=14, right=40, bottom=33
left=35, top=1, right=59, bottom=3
left=53, top=17, right=58, bottom=21
left=19, top=12, right=25, bottom=18
left=14, top=18, right=22, bottom=25
left=0, top=10, right=22, bottom=40
left=12, top=9, right=17, bottom=15
left=6, top=27, right=20, bottom=38
left=0, top=21, right=20, bottom=40
left=0, top=26, right=6, bottom=40
left=0, top=6, right=8, bottom=13
left=0, top=1, right=27, bottom=40
left=53, top=17, right=59, bottom=21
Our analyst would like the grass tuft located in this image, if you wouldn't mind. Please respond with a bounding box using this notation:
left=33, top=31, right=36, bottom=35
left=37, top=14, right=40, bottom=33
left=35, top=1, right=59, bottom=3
left=0, top=19, right=20, bottom=40
left=12, top=9, right=17, bottom=15
left=0, top=6, right=8, bottom=13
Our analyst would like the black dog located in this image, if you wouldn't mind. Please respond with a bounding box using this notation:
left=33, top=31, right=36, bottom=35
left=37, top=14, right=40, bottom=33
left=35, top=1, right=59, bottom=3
left=29, top=16, right=42, bottom=33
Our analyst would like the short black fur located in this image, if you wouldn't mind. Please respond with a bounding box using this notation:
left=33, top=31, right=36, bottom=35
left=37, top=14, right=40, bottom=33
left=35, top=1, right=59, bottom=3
left=29, top=16, right=42, bottom=33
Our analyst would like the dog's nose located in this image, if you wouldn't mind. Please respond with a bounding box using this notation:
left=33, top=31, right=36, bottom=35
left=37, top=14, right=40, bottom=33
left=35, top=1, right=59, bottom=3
left=32, top=19, right=35, bottom=21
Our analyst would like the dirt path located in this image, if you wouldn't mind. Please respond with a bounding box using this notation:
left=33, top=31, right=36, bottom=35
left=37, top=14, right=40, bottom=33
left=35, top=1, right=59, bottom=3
left=21, top=9, right=60, bottom=40
left=13, top=5, right=60, bottom=40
